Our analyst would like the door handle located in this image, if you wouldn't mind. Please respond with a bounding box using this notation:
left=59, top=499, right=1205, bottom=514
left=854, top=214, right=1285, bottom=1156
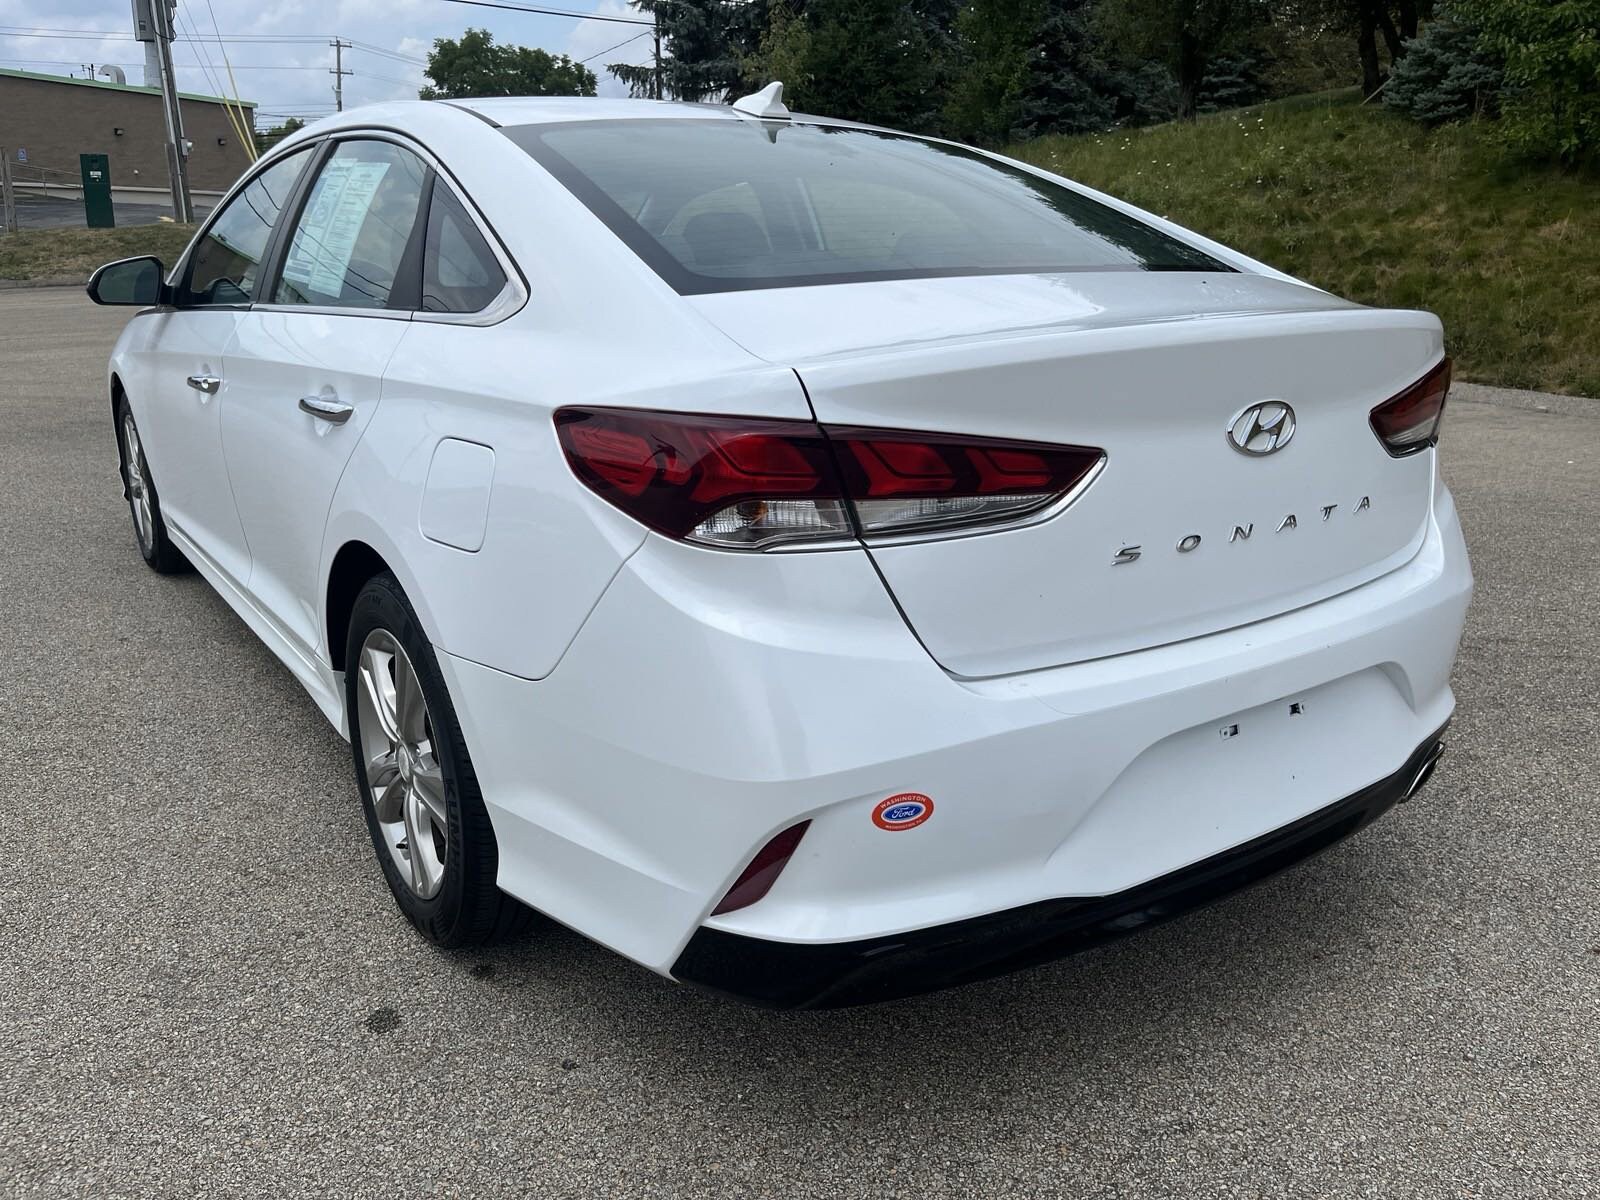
left=186, top=374, right=221, bottom=394
left=298, top=395, right=355, bottom=425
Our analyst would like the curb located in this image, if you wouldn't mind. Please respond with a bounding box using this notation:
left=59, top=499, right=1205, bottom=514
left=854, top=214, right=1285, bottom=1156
left=1453, top=381, right=1597, bottom=416
left=0, top=277, right=84, bottom=290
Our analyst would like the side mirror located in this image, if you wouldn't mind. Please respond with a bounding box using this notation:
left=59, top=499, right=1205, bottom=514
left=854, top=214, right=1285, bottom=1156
left=86, top=256, right=167, bottom=306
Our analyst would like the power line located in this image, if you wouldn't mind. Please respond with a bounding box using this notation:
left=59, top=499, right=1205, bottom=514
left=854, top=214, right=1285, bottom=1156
left=0, top=29, right=326, bottom=45
left=0, top=27, right=425, bottom=53
left=434, top=0, right=654, bottom=28
left=173, top=7, right=225, bottom=97
left=1, top=24, right=329, bottom=38
left=579, top=29, right=649, bottom=64
left=176, top=11, right=254, bottom=155
left=188, top=0, right=256, bottom=157
left=347, top=41, right=428, bottom=66
left=353, top=71, right=424, bottom=88
left=0, top=58, right=144, bottom=67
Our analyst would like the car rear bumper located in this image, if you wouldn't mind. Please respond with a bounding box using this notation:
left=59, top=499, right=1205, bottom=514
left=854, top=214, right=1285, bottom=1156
left=436, top=477, right=1471, bottom=986
left=670, top=729, right=1447, bottom=1008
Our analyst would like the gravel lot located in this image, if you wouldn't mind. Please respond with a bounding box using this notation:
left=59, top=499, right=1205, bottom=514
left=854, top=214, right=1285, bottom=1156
left=2, top=287, right=1596, bottom=1198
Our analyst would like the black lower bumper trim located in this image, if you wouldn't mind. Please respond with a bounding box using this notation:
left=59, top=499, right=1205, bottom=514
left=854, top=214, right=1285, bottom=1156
left=672, top=729, right=1448, bottom=1009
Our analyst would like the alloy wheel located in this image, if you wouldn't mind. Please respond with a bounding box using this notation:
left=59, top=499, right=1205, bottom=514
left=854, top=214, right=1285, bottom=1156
left=122, top=413, right=154, bottom=552
left=356, top=629, right=449, bottom=899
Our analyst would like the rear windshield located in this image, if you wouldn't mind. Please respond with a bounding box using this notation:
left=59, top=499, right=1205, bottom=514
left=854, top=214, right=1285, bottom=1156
left=503, top=118, right=1228, bottom=294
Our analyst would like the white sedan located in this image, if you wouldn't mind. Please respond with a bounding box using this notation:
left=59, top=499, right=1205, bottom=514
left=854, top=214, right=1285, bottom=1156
left=90, top=85, right=1471, bottom=1008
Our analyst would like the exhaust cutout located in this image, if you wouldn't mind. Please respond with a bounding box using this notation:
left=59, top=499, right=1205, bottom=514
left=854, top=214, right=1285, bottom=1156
left=1399, top=742, right=1446, bottom=802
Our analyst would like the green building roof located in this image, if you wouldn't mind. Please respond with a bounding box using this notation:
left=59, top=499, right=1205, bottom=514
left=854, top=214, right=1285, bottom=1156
left=0, top=66, right=256, bottom=108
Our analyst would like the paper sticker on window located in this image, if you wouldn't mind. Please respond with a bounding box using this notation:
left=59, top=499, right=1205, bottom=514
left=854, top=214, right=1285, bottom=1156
left=281, top=159, right=391, bottom=301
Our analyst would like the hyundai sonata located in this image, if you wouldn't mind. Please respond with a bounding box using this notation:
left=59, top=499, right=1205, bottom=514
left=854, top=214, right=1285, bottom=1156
left=90, top=84, right=1471, bottom=1008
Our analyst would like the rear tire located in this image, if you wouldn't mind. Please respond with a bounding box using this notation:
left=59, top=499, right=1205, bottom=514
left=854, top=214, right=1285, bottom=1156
left=115, top=396, right=188, bottom=575
left=344, top=571, right=533, bottom=948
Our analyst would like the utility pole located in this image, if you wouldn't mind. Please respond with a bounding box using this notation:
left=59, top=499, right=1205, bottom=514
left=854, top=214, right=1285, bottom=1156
left=1, top=148, right=18, bottom=235
left=652, top=9, right=662, bottom=101
left=133, top=0, right=193, bottom=223
left=330, top=38, right=351, bottom=112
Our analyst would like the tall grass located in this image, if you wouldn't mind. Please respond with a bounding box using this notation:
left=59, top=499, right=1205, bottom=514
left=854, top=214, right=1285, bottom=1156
left=0, top=223, right=196, bottom=286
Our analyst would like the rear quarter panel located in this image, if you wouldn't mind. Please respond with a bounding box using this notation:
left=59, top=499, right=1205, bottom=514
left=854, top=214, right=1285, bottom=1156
left=326, top=320, right=814, bottom=682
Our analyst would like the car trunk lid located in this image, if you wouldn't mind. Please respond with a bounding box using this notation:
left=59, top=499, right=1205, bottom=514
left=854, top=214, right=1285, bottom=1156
left=693, top=273, right=1443, bottom=676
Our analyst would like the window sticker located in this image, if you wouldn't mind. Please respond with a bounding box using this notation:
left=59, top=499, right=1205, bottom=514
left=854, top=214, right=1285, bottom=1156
left=281, top=158, right=392, bottom=301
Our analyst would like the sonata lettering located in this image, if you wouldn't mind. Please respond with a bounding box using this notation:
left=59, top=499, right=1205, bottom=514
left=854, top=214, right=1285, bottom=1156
left=1113, top=497, right=1371, bottom=566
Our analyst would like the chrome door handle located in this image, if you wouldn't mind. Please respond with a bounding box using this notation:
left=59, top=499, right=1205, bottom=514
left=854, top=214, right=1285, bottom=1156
left=186, top=374, right=221, bottom=394
left=298, top=395, right=354, bottom=425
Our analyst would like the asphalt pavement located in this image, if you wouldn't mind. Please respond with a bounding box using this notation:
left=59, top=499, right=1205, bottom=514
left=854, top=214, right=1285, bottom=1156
left=2, top=287, right=1596, bottom=1198
left=10, top=194, right=213, bottom=231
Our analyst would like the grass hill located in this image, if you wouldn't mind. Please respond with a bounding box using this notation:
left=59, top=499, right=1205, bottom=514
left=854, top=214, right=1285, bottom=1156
left=0, top=222, right=196, bottom=287
left=1007, top=91, right=1600, bottom=397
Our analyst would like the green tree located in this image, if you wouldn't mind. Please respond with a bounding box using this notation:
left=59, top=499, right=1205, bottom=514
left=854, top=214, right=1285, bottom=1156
left=611, top=0, right=766, bottom=100
left=1012, top=0, right=1178, bottom=138
left=754, top=0, right=944, bottom=131
left=253, top=116, right=304, bottom=154
left=1384, top=8, right=1504, bottom=123
left=1195, top=47, right=1270, bottom=110
left=1283, top=0, right=1436, bottom=97
left=1014, top=0, right=1120, bottom=136
left=1096, top=0, right=1268, bottom=118
left=419, top=28, right=596, bottom=99
left=1455, top=0, right=1600, bottom=165
left=946, top=0, right=1048, bottom=145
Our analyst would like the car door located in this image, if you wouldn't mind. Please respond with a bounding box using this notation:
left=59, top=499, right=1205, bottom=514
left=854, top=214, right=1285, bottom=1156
left=218, top=137, right=430, bottom=660
left=131, top=146, right=314, bottom=586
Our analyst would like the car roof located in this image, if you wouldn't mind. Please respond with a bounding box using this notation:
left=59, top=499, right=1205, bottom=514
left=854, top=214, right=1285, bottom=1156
left=276, top=98, right=888, bottom=152
left=445, top=96, right=744, bottom=126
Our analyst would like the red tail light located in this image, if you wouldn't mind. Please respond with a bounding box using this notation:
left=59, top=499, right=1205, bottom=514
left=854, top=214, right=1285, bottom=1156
left=555, top=407, right=1104, bottom=550
left=1371, top=358, right=1451, bottom=457
left=711, top=820, right=810, bottom=915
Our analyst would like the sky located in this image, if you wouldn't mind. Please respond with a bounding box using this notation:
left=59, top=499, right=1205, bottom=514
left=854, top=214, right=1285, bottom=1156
left=0, top=0, right=655, bottom=125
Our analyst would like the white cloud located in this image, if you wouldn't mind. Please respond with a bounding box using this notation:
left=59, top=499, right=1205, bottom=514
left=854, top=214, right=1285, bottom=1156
left=0, top=0, right=656, bottom=120
left=560, top=0, right=654, bottom=98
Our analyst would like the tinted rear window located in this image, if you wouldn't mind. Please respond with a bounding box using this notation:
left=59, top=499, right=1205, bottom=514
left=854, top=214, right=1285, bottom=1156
left=504, top=118, right=1228, bottom=294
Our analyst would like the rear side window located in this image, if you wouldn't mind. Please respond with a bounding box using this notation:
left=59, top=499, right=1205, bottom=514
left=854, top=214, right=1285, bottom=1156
left=180, top=147, right=311, bottom=306
left=275, top=140, right=428, bottom=309
left=505, top=119, right=1227, bottom=294
left=422, top=186, right=507, bottom=314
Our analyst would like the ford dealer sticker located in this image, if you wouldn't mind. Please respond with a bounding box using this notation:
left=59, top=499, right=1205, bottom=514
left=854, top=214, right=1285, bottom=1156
left=872, top=793, right=934, bottom=831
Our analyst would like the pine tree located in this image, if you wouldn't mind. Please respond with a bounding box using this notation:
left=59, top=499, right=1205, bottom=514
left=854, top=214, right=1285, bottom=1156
left=610, top=0, right=765, bottom=102
left=754, top=0, right=944, bottom=132
left=946, top=0, right=1048, bottom=145
left=1013, top=0, right=1180, bottom=138
left=1196, top=47, right=1270, bottom=111
left=1013, top=0, right=1118, bottom=137
left=1384, top=10, right=1504, bottom=125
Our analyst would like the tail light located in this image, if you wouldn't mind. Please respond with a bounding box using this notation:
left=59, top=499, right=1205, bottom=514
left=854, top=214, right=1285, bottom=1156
left=554, top=407, right=1104, bottom=550
left=1371, top=358, right=1451, bottom=456
left=711, top=821, right=810, bottom=915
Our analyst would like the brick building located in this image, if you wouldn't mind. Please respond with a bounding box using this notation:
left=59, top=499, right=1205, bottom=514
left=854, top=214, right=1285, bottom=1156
left=0, top=68, right=256, bottom=199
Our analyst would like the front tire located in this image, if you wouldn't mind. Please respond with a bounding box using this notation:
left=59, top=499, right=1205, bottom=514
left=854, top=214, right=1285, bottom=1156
left=115, top=397, right=188, bottom=574
left=345, top=571, right=532, bottom=948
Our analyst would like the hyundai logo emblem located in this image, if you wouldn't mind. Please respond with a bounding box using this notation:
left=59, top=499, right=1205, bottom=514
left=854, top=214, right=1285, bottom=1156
left=1227, top=401, right=1296, bottom=456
